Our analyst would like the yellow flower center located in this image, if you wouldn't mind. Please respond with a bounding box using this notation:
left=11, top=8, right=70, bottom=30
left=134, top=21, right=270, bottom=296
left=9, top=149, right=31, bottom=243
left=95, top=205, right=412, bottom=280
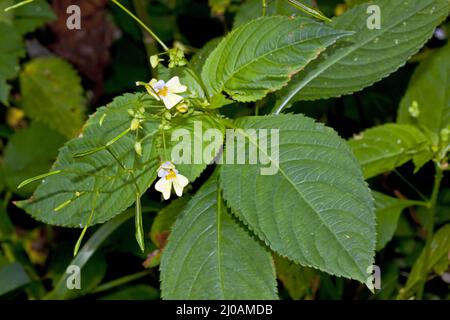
left=158, top=86, right=169, bottom=97
left=165, top=170, right=177, bottom=180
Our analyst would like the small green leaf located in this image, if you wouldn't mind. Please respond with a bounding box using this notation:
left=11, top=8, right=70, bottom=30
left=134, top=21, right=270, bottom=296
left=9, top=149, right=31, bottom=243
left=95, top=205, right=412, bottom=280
left=20, top=57, right=86, bottom=138
left=161, top=173, right=278, bottom=299
left=398, top=43, right=450, bottom=146
left=9, top=0, right=55, bottom=35
left=202, top=16, right=351, bottom=102
left=348, top=124, right=433, bottom=179
left=220, top=115, right=375, bottom=282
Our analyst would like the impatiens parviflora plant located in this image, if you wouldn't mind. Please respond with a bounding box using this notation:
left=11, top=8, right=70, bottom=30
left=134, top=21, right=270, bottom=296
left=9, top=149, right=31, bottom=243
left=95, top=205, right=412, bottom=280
left=10, top=0, right=450, bottom=299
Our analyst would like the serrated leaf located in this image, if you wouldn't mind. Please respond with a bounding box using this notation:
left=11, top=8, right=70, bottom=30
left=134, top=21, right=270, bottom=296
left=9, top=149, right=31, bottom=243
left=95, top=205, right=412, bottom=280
left=398, top=43, right=450, bottom=145
left=201, top=16, right=351, bottom=102
left=16, top=93, right=161, bottom=227
left=220, top=115, right=375, bottom=282
left=373, top=191, right=422, bottom=251
left=190, top=37, right=221, bottom=75
left=161, top=173, right=278, bottom=299
left=233, top=0, right=314, bottom=28
left=3, top=122, right=66, bottom=197
left=0, top=22, right=25, bottom=105
left=10, top=0, right=55, bottom=35
left=276, top=0, right=450, bottom=109
left=20, top=57, right=86, bottom=138
left=348, top=124, right=433, bottom=179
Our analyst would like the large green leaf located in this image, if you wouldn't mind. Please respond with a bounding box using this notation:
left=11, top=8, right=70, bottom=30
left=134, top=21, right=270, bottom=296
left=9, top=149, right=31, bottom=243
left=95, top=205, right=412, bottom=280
left=201, top=16, right=351, bottom=102
left=161, top=174, right=278, bottom=299
left=398, top=43, right=450, bottom=146
left=3, top=122, right=66, bottom=197
left=0, top=22, right=25, bottom=105
left=220, top=115, right=375, bottom=282
left=373, top=191, right=422, bottom=251
left=6, top=0, right=55, bottom=35
left=275, top=0, right=450, bottom=110
left=348, top=124, right=433, bottom=179
left=20, top=57, right=86, bottom=138
left=16, top=93, right=161, bottom=227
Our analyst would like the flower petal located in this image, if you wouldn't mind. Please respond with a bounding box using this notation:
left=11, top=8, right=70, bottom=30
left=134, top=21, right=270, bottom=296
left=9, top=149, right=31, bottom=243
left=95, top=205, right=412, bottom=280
left=172, top=174, right=189, bottom=197
left=161, top=93, right=183, bottom=110
left=155, top=177, right=172, bottom=200
left=166, top=76, right=187, bottom=93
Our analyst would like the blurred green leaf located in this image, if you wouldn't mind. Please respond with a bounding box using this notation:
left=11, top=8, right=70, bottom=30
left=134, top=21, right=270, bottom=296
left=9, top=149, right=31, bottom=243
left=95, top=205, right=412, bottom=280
left=399, top=224, right=450, bottom=299
left=0, top=262, right=31, bottom=296
left=4, top=122, right=66, bottom=197
left=19, top=57, right=86, bottom=138
left=0, top=22, right=25, bottom=105
left=45, top=210, right=134, bottom=299
left=9, top=0, right=55, bottom=35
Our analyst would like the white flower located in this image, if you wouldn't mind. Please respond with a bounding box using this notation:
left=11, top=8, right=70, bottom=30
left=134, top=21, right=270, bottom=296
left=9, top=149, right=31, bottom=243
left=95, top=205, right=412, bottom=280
left=155, top=161, right=189, bottom=200
left=147, top=76, right=187, bottom=110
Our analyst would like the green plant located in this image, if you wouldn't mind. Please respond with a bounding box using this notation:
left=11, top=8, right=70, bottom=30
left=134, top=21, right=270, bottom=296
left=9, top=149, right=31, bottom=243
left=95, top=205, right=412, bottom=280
left=1, top=0, right=449, bottom=300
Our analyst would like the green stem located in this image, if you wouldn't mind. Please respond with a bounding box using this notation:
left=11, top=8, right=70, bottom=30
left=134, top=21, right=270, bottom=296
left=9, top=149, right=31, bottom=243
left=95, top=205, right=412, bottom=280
left=132, top=0, right=159, bottom=77
left=262, top=0, right=267, bottom=16
left=92, top=270, right=151, bottom=294
left=4, top=0, right=34, bottom=11
left=111, top=0, right=169, bottom=51
left=416, top=164, right=443, bottom=299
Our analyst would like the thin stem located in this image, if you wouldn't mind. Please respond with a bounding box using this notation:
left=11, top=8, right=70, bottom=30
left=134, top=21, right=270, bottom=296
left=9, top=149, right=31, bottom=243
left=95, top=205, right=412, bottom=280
left=393, top=169, right=430, bottom=204
left=110, top=0, right=169, bottom=51
left=92, top=270, right=151, bottom=294
left=132, top=0, right=159, bottom=77
left=4, top=0, right=34, bottom=11
left=416, top=164, right=443, bottom=299
left=262, top=0, right=267, bottom=16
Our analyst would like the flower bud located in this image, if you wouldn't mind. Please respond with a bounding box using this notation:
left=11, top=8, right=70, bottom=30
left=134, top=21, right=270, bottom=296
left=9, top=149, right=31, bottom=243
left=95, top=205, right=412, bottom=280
left=134, top=141, right=142, bottom=156
left=130, top=118, right=140, bottom=131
